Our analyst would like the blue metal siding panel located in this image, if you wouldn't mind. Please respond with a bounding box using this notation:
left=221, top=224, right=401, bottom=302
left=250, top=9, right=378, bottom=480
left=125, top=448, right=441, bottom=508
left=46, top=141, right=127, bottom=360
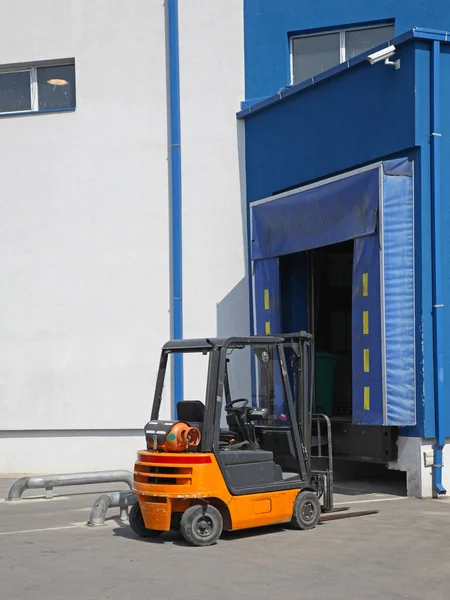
left=244, top=45, right=415, bottom=204
left=244, top=0, right=450, bottom=101
left=414, top=44, right=435, bottom=439
left=239, top=37, right=414, bottom=120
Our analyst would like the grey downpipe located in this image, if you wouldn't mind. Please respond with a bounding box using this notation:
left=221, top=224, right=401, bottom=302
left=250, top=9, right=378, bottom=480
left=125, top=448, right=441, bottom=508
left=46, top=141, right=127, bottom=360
left=6, top=470, right=133, bottom=501
left=88, top=491, right=137, bottom=526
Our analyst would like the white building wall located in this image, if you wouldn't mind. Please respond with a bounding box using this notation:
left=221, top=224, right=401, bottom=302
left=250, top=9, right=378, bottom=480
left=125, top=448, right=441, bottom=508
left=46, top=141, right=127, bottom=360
left=0, top=0, right=170, bottom=472
left=178, top=0, right=249, bottom=403
left=0, top=0, right=249, bottom=473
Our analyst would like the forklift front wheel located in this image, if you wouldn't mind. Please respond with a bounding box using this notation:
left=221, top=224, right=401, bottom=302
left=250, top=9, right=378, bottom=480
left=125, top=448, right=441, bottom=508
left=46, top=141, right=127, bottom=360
left=180, top=504, right=223, bottom=547
left=291, top=491, right=321, bottom=530
left=129, top=501, right=163, bottom=538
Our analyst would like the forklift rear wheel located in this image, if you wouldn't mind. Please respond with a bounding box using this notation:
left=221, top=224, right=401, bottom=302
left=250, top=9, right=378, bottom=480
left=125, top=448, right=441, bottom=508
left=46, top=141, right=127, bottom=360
left=291, top=491, right=321, bottom=530
left=180, top=504, right=223, bottom=547
left=129, top=501, right=163, bottom=538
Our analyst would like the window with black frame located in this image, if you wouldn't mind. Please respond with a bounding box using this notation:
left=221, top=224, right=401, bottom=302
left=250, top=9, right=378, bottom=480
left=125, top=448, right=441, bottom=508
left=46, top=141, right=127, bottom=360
left=0, top=61, right=75, bottom=115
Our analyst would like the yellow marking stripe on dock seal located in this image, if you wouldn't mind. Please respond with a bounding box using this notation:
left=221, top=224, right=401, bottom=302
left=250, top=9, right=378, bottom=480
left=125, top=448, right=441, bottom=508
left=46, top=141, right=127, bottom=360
left=363, top=311, right=369, bottom=335
left=363, top=273, right=369, bottom=296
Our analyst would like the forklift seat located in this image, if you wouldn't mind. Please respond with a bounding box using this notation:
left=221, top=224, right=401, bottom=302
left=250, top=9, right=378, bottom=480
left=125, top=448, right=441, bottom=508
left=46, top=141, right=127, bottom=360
left=177, top=401, right=238, bottom=446
left=177, top=401, right=204, bottom=423
left=220, top=450, right=274, bottom=465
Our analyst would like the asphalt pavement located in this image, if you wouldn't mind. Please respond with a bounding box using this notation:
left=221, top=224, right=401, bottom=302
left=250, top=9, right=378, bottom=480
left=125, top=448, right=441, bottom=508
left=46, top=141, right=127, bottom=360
left=0, top=476, right=449, bottom=600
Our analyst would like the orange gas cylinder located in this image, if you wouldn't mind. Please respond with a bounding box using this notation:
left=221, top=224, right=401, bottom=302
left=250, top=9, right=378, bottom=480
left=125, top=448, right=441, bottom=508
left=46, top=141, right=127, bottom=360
left=162, top=421, right=201, bottom=452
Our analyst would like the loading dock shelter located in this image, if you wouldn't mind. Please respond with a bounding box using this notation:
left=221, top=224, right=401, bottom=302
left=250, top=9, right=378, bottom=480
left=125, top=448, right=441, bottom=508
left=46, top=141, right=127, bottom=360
left=238, top=28, right=450, bottom=498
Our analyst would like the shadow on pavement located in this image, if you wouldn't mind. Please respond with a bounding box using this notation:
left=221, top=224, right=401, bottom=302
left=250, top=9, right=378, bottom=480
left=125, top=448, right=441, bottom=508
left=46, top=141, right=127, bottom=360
left=112, top=522, right=297, bottom=547
left=333, top=460, right=407, bottom=497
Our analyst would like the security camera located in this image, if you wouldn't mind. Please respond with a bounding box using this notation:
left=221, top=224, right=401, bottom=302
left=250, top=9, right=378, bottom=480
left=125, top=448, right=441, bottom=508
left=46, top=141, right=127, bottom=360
left=366, top=44, right=400, bottom=69
left=367, top=45, right=396, bottom=64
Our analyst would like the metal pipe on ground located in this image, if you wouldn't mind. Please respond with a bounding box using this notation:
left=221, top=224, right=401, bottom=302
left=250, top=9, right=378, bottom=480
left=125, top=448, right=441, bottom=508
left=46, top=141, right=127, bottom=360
left=6, top=470, right=134, bottom=501
left=88, top=491, right=137, bottom=526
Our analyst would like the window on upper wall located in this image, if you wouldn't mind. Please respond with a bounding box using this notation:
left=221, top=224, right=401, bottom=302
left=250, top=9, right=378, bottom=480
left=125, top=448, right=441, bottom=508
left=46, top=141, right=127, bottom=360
left=291, top=23, right=395, bottom=85
left=0, top=60, right=76, bottom=115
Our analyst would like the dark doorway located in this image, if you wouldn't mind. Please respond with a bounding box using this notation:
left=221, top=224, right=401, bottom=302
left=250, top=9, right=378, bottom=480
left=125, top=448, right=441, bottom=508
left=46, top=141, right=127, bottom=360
left=280, top=241, right=354, bottom=422
left=311, top=240, right=353, bottom=421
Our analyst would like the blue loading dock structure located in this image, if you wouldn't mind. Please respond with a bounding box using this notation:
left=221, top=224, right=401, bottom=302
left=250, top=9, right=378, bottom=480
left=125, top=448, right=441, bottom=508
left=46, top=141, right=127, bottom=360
left=238, top=29, right=450, bottom=497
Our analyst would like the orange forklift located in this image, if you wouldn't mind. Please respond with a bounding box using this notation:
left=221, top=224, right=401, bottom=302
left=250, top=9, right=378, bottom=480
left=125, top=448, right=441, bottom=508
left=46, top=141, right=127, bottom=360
left=130, top=333, right=334, bottom=546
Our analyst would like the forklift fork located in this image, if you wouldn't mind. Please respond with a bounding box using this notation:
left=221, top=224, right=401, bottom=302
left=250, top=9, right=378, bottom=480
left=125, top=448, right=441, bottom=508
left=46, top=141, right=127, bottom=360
left=310, top=413, right=334, bottom=512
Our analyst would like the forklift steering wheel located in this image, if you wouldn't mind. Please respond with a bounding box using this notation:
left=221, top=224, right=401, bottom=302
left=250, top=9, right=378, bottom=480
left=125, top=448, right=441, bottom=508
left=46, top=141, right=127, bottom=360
left=226, top=398, right=248, bottom=412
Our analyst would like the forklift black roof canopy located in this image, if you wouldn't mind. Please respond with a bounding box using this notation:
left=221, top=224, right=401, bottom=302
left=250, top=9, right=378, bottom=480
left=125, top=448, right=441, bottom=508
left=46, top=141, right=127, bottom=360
left=163, top=333, right=312, bottom=352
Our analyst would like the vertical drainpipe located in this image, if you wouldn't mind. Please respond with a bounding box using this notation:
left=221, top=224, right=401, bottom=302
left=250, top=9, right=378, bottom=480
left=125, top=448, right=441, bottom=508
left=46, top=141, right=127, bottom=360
left=430, top=40, right=446, bottom=495
left=167, top=0, right=183, bottom=416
